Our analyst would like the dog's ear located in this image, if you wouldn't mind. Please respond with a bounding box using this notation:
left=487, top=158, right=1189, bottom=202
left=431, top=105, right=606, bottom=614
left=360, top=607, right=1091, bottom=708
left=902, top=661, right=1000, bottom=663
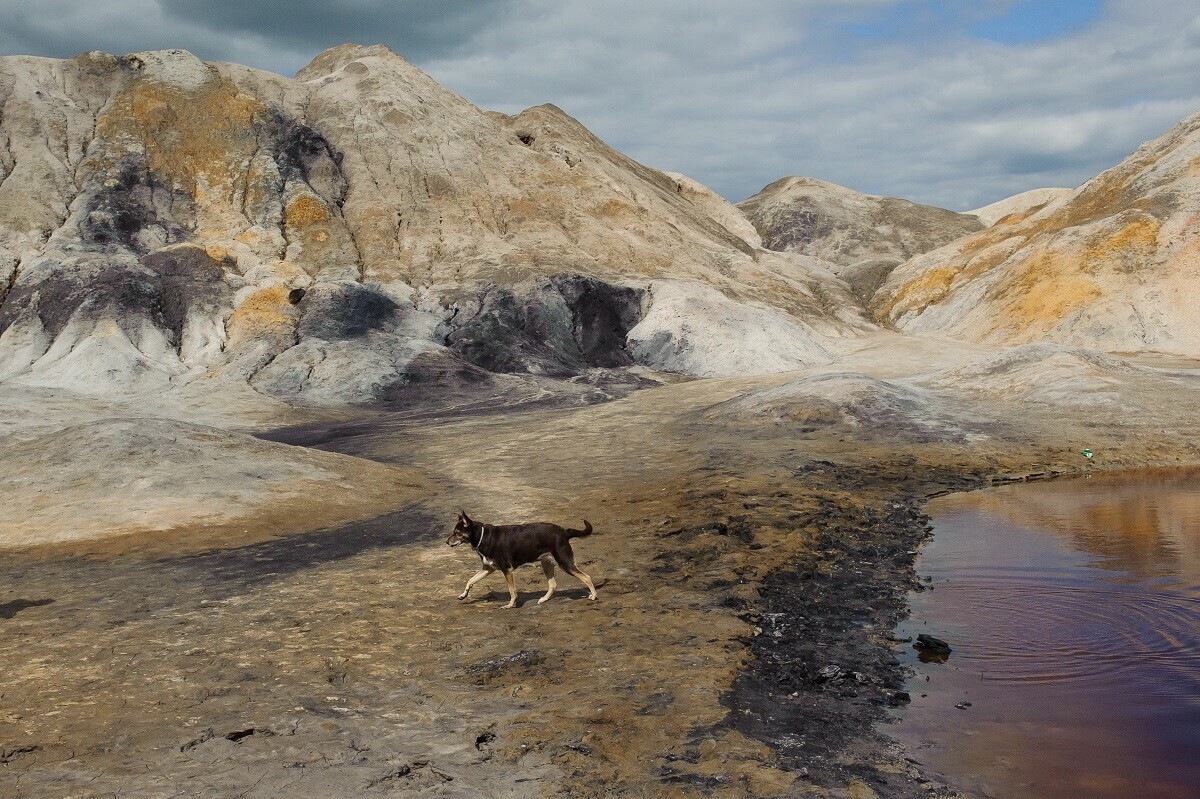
left=462, top=511, right=472, bottom=524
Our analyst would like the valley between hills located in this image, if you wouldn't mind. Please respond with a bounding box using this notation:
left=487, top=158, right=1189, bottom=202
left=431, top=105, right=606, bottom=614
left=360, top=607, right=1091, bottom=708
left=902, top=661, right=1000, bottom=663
left=2, top=45, right=1200, bottom=799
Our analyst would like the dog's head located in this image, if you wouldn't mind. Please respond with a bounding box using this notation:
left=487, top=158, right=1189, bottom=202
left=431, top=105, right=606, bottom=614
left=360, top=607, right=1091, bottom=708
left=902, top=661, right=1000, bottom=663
left=447, top=511, right=474, bottom=547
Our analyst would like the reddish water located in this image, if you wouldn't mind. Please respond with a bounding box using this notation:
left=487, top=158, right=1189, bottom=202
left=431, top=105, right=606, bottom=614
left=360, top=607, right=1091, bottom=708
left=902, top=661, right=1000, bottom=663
left=889, top=470, right=1200, bottom=799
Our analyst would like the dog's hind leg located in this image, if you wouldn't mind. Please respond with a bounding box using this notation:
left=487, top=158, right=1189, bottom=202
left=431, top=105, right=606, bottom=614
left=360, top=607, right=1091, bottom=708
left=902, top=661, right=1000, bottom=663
left=568, top=566, right=597, bottom=600
left=553, top=545, right=597, bottom=601
left=502, top=570, right=518, bottom=609
left=537, top=556, right=558, bottom=605
left=459, top=567, right=494, bottom=600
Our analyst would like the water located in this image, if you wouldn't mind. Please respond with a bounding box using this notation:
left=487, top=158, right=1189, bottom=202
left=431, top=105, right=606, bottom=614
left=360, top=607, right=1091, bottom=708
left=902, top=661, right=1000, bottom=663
left=889, top=469, right=1200, bottom=799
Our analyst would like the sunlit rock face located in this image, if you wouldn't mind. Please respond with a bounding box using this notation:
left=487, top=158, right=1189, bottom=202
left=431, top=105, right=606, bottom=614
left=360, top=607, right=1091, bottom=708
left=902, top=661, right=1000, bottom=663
left=874, top=111, right=1200, bottom=356
left=737, top=176, right=984, bottom=302
left=0, top=46, right=869, bottom=401
left=968, top=188, right=1072, bottom=227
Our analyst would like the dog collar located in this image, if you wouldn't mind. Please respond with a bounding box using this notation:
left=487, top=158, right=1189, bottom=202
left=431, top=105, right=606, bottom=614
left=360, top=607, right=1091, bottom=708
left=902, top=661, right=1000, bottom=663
left=474, top=523, right=487, bottom=551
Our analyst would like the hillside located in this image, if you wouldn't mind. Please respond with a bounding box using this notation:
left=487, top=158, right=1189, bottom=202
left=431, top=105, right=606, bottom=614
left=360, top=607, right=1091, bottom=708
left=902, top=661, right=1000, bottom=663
left=737, top=176, right=984, bottom=301
left=874, top=111, right=1200, bottom=356
left=0, top=46, right=868, bottom=404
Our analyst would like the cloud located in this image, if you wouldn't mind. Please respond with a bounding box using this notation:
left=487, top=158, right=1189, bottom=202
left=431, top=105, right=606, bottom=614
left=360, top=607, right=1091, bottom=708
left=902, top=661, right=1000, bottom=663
left=1, top=0, right=1199, bottom=209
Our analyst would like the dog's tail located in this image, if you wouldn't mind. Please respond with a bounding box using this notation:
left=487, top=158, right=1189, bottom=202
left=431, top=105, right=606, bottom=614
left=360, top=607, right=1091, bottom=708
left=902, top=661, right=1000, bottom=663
left=567, top=519, right=593, bottom=539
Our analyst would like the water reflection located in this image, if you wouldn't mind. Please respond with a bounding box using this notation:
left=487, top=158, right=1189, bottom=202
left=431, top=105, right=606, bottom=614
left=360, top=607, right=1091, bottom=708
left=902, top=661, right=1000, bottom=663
left=888, top=469, right=1200, bottom=799
left=971, top=468, right=1200, bottom=585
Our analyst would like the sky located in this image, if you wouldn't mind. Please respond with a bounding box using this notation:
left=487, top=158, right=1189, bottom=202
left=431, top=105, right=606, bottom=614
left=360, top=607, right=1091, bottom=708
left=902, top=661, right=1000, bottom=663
left=1, top=1, right=1199, bottom=210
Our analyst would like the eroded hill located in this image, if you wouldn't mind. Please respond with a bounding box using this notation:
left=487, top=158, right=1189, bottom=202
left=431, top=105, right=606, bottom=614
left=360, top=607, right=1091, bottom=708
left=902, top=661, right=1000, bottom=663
left=737, top=176, right=984, bottom=301
left=874, top=111, right=1200, bottom=356
left=0, top=47, right=874, bottom=405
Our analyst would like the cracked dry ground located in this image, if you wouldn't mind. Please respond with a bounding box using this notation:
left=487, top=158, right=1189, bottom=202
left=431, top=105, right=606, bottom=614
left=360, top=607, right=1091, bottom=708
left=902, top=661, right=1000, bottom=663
left=3, top=374, right=1196, bottom=799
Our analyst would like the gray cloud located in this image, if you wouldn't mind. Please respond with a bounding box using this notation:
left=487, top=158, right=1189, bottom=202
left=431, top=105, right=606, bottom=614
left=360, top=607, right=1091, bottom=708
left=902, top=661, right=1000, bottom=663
left=1, top=1, right=1198, bottom=209
left=159, top=0, right=508, bottom=63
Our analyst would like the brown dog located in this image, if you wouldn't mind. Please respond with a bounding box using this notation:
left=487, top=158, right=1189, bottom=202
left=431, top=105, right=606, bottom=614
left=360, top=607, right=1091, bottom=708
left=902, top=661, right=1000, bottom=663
left=447, top=511, right=597, bottom=608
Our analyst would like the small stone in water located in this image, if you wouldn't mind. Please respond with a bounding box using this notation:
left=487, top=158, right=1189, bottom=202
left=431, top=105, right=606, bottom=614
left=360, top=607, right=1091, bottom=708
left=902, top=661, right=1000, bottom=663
left=913, top=634, right=952, bottom=661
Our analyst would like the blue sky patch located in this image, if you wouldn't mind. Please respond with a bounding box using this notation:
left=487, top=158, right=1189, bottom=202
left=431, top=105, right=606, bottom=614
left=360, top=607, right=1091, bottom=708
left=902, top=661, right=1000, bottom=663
left=845, top=0, right=1105, bottom=46
left=973, top=1, right=1104, bottom=45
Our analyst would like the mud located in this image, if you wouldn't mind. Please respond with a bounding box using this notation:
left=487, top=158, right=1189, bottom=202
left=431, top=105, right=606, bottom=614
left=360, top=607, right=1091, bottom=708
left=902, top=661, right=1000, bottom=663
left=3, top=358, right=1199, bottom=798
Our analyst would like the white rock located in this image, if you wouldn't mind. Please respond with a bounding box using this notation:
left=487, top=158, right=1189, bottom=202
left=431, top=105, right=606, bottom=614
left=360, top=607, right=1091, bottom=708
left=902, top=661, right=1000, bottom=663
left=628, top=281, right=835, bottom=377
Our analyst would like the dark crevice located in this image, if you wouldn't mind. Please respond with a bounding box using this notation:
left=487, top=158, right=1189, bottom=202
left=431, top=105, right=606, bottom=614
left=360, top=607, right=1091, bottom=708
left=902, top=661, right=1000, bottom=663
left=442, top=275, right=645, bottom=375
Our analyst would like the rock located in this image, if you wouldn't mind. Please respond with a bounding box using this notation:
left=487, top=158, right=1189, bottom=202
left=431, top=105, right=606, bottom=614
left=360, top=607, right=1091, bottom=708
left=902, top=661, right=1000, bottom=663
left=954, top=701, right=972, bottom=710
left=912, top=343, right=1142, bottom=408
left=913, top=634, right=952, bottom=659
left=709, top=372, right=983, bottom=443
left=441, top=275, right=646, bottom=375
left=816, top=664, right=843, bottom=682
left=662, top=171, right=763, bottom=249
left=0, top=417, right=424, bottom=548
left=627, top=280, right=844, bottom=377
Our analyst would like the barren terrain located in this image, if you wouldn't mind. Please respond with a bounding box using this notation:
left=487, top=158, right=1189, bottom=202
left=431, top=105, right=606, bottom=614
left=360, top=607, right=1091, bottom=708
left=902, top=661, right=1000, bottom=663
left=3, top=44, right=1200, bottom=799
left=4, top=333, right=1200, bottom=799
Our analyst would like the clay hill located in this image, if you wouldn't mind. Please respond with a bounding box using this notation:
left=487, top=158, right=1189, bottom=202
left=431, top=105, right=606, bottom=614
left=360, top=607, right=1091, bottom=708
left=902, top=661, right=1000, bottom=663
left=873, top=110, right=1200, bottom=355
left=737, top=176, right=984, bottom=301
left=0, top=46, right=869, bottom=405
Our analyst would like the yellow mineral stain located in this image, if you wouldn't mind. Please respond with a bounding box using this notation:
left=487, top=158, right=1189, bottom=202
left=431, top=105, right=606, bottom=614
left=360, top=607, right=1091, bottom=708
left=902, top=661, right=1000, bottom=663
left=202, top=244, right=237, bottom=266
left=880, top=265, right=960, bottom=318
left=225, top=286, right=296, bottom=346
left=284, top=195, right=331, bottom=228
left=95, top=74, right=269, bottom=195
left=596, top=198, right=635, bottom=218
left=993, top=251, right=1101, bottom=340
left=1081, top=215, right=1161, bottom=273
left=959, top=244, right=1020, bottom=284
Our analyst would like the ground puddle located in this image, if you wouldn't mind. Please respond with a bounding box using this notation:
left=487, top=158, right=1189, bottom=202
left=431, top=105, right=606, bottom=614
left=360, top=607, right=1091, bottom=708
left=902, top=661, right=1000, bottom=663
left=888, top=469, right=1200, bottom=799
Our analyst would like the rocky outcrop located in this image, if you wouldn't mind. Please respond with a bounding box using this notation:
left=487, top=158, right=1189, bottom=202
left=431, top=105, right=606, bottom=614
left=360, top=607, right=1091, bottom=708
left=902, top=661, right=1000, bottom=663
left=628, top=280, right=835, bottom=377
left=874, top=111, right=1200, bottom=356
left=0, top=46, right=869, bottom=403
left=737, top=177, right=984, bottom=302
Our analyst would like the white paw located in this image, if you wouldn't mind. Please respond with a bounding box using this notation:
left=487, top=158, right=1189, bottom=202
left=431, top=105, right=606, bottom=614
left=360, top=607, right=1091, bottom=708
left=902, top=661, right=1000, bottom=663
left=458, top=593, right=468, bottom=600
left=537, top=596, right=550, bottom=604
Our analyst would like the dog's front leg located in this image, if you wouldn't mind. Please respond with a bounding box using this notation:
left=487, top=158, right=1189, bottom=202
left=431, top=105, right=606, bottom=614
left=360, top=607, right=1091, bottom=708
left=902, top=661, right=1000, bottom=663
left=459, top=567, right=494, bottom=600
left=502, top=570, right=518, bottom=609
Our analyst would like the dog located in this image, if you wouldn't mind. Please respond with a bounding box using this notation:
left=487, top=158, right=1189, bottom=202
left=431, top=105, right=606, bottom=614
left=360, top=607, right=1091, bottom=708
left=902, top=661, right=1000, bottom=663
left=447, top=511, right=597, bottom=609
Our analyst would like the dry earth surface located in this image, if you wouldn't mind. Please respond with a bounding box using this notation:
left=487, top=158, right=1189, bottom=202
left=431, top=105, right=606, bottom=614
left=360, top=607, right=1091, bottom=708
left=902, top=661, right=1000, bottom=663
left=4, top=333, right=1200, bottom=799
